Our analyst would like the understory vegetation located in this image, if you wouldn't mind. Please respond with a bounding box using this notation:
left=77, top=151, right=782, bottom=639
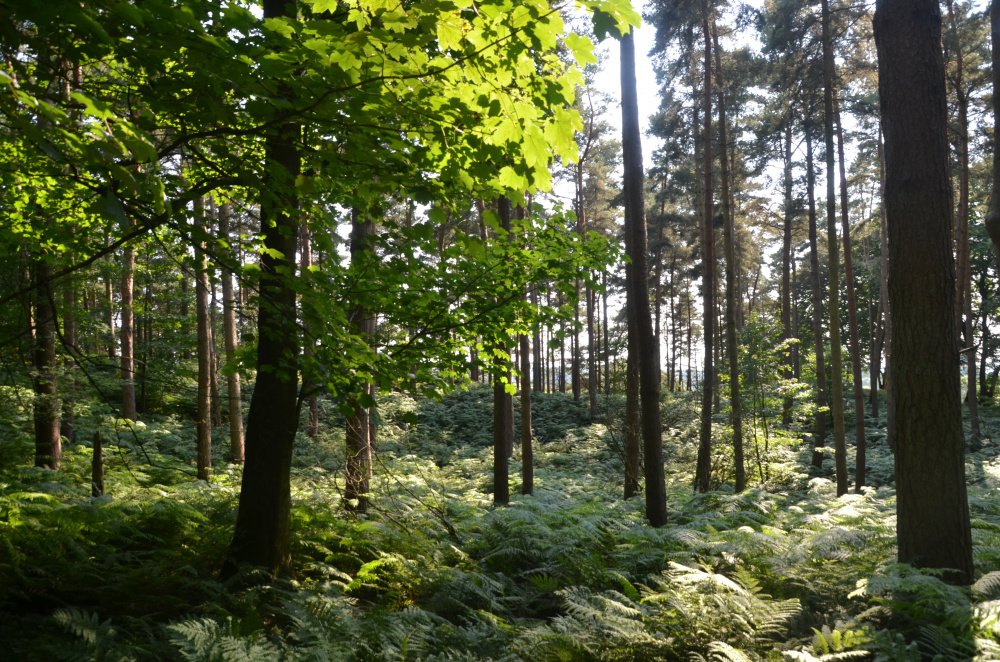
left=3, top=384, right=1000, bottom=661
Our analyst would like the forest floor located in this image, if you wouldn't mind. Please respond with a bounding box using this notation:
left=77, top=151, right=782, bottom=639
left=2, top=384, right=1000, bottom=661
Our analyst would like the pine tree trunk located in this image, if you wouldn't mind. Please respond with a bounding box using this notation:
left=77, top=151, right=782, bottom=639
left=121, top=239, right=136, bottom=421
left=195, top=197, right=212, bottom=481
left=60, top=272, right=75, bottom=443
left=624, top=305, right=641, bottom=499
left=346, top=208, right=374, bottom=513
left=873, top=0, right=973, bottom=584
left=301, top=224, right=320, bottom=437
left=806, top=133, right=828, bottom=469
left=622, top=29, right=667, bottom=524
left=714, top=24, right=744, bottom=493
left=986, top=0, right=1000, bottom=274
left=520, top=327, right=533, bottom=495
left=33, top=257, right=60, bottom=470
left=219, top=203, right=244, bottom=463
left=822, top=0, right=848, bottom=496
left=946, top=0, right=980, bottom=438
left=781, top=121, right=794, bottom=425
left=834, top=97, right=867, bottom=490
left=878, top=131, right=894, bottom=449
left=491, top=197, right=515, bottom=504
left=694, top=17, right=715, bottom=494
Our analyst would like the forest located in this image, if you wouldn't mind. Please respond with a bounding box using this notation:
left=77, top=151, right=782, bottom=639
left=3, top=0, right=1000, bottom=659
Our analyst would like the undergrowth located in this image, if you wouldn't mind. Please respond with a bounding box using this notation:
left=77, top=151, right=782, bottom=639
left=2, top=384, right=1000, bottom=660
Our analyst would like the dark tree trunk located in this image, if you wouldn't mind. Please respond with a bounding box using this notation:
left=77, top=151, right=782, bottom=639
left=346, top=208, right=375, bottom=513
left=91, top=431, right=104, bottom=497
left=806, top=133, right=828, bottom=469
left=622, top=29, right=667, bottom=525
left=985, top=0, right=1000, bottom=274
left=493, top=197, right=515, bottom=506
left=834, top=97, right=867, bottom=490
left=520, top=328, right=533, bottom=495
left=714, top=24, right=744, bottom=492
left=226, top=0, right=301, bottom=577
left=33, top=257, right=60, bottom=470
left=781, top=121, right=794, bottom=425
left=624, top=307, right=641, bottom=500
left=60, top=272, right=75, bottom=443
left=603, top=274, right=610, bottom=396
left=219, top=203, right=244, bottom=463
left=878, top=131, right=894, bottom=449
left=946, top=0, right=980, bottom=438
left=822, top=0, right=848, bottom=496
left=195, top=197, right=212, bottom=481
left=121, top=238, right=136, bottom=422
left=873, top=0, right=973, bottom=584
left=301, top=224, right=320, bottom=438
left=694, top=17, right=715, bottom=494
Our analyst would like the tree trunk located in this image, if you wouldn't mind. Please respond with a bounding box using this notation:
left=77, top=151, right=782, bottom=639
left=806, top=132, right=828, bottom=469
left=60, top=272, right=75, bottom=443
left=219, top=203, right=244, bottom=463
left=603, top=274, right=610, bottom=396
left=946, top=0, right=980, bottom=439
left=622, top=29, right=667, bottom=524
left=520, top=328, right=533, bottom=495
left=226, top=0, right=301, bottom=577
left=878, top=130, right=894, bottom=449
left=694, top=17, right=715, bottom=494
left=92, top=431, right=104, bottom=497
left=822, top=0, right=848, bottom=496
left=873, top=0, right=973, bottom=584
left=301, top=224, right=320, bottom=437
left=984, top=0, right=1000, bottom=274
left=781, top=121, right=794, bottom=425
left=33, top=257, right=60, bottom=470
left=105, top=244, right=117, bottom=360
left=714, top=24, right=744, bottom=493
left=195, top=197, right=212, bottom=482
left=834, top=97, right=867, bottom=490
left=493, top=197, right=515, bottom=506
left=346, top=208, right=375, bottom=513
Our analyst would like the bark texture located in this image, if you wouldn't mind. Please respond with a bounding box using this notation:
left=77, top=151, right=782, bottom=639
left=622, top=30, right=667, bottom=524
left=714, top=24, right=744, bottom=492
left=694, top=18, right=715, bottom=494
left=821, top=0, right=848, bottom=495
left=226, top=0, right=301, bottom=577
left=219, top=203, right=244, bottom=463
left=195, top=198, right=212, bottom=481
left=33, top=258, right=60, bottom=470
left=806, top=134, right=828, bottom=469
left=874, top=0, right=973, bottom=583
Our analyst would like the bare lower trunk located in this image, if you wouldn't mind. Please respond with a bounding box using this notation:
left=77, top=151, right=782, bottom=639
left=822, top=0, right=848, bottom=495
left=520, top=329, right=533, bottom=495
left=346, top=208, right=375, bottom=513
left=219, top=203, right=244, bottom=463
left=781, top=121, right=794, bottom=425
left=34, top=257, right=60, bottom=470
left=835, top=97, right=867, bottom=490
left=694, top=18, right=715, bottom=494
left=874, top=0, right=973, bottom=582
left=195, top=198, right=212, bottom=481
left=92, top=431, right=105, bottom=497
left=225, top=0, right=301, bottom=574
left=878, top=131, right=894, bottom=449
left=622, top=30, right=666, bottom=523
left=60, top=273, right=75, bottom=443
left=987, top=1, right=1000, bottom=274
left=806, top=133, right=828, bottom=469
left=714, top=24, right=744, bottom=492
